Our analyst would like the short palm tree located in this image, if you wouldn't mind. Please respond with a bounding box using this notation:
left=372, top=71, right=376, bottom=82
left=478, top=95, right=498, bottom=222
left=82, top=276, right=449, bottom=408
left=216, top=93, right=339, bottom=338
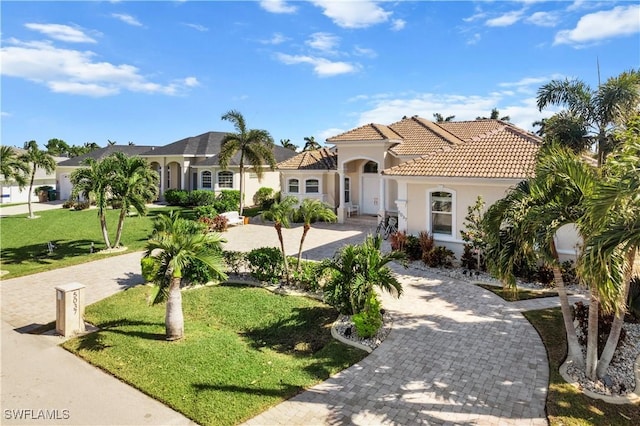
left=295, top=198, right=337, bottom=270
left=261, top=196, right=298, bottom=285
left=302, top=136, right=321, bottom=151
left=109, top=152, right=159, bottom=248
left=279, top=138, right=298, bottom=151
left=0, top=146, right=30, bottom=189
left=20, top=140, right=56, bottom=218
left=145, top=212, right=227, bottom=340
left=219, top=110, right=276, bottom=215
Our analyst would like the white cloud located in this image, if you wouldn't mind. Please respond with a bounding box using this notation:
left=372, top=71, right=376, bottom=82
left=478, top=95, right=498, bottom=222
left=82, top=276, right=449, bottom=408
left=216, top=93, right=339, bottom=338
left=183, top=23, right=208, bottom=32
left=306, top=32, right=340, bottom=53
left=485, top=10, right=525, bottom=27
left=111, top=13, right=143, bottom=27
left=0, top=39, right=197, bottom=97
left=466, top=33, right=481, bottom=45
left=499, top=74, right=564, bottom=93
left=1, top=111, right=12, bottom=117
left=260, top=32, right=288, bottom=45
left=353, top=46, right=377, bottom=58
left=24, top=23, right=97, bottom=43
left=311, top=0, right=392, bottom=28
left=275, top=53, right=358, bottom=77
left=554, top=5, right=640, bottom=46
left=463, top=11, right=487, bottom=23
left=526, top=11, right=561, bottom=27
left=391, top=19, right=406, bottom=31
left=259, top=0, right=297, bottom=14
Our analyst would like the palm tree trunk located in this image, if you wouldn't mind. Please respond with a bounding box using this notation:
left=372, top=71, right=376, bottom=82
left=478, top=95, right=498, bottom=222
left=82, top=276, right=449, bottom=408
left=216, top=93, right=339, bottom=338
left=297, top=224, right=310, bottom=272
left=99, top=213, right=112, bottom=249
left=27, top=167, right=36, bottom=218
left=585, top=292, right=600, bottom=380
left=113, top=205, right=128, bottom=248
left=595, top=247, right=636, bottom=378
left=238, top=153, right=245, bottom=216
left=165, top=276, right=184, bottom=341
left=275, top=223, right=289, bottom=285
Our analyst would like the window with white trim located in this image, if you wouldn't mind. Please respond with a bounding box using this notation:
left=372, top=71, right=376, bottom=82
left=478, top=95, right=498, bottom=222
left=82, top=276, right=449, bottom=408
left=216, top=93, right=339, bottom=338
left=288, top=179, right=299, bottom=193
left=305, top=179, right=319, bottom=193
left=344, top=177, right=350, bottom=203
left=363, top=161, right=378, bottom=173
left=430, top=191, right=453, bottom=235
left=218, top=171, right=233, bottom=189
left=201, top=171, right=212, bottom=189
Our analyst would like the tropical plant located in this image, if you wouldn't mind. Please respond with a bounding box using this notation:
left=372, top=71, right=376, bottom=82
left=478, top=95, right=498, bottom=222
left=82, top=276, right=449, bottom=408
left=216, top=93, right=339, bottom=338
left=261, top=195, right=298, bottom=285
left=538, top=111, right=590, bottom=154
left=108, top=152, right=159, bottom=248
left=537, top=68, right=640, bottom=165
left=20, top=140, right=56, bottom=218
left=44, top=138, right=71, bottom=156
left=0, top=145, right=30, bottom=189
left=295, top=198, right=337, bottom=271
left=279, top=138, right=298, bottom=151
left=144, top=211, right=227, bottom=340
left=476, top=108, right=510, bottom=122
left=302, top=136, right=321, bottom=151
left=253, top=186, right=275, bottom=208
left=433, top=113, right=455, bottom=122
left=351, top=292, right=383, bottom=338
left=219, top=109, right=276, bottom=215
left=245, top=247, right=284, bottom=284
left=320, top=234, right=405, bottom=315
left=460, top=196, right=487, bottom=271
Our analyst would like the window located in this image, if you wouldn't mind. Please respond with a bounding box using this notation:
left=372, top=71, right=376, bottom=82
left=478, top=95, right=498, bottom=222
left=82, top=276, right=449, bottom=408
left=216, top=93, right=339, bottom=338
left=363, top=161, right=378, bottom=174
left=305, top=179, right=319, bottom=193
left=201, top=171, right=212, bottom=189
left=288, top=179, right=299, bottom=193
left=344, top=177, right=350, bottom=203
left=430, top=191, right=453, bottom=235
left=218, top=171, right=233, bottom=188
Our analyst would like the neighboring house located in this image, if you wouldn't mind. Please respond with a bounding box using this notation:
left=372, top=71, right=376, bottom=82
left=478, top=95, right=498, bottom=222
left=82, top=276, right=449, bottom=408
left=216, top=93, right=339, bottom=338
left=278, top=116, right=579, bottom=258
left=0, top=146, right=64, bottom=204
left=57, top=131, right=297, bottom=206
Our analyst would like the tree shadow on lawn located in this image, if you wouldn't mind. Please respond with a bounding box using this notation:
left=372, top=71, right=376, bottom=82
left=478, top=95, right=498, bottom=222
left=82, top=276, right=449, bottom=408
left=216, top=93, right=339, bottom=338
left=192, top=382, right=302, bottom=399
left=0, top=238, right=102, bottom=265
left=74, top=319, right=165, bottom=352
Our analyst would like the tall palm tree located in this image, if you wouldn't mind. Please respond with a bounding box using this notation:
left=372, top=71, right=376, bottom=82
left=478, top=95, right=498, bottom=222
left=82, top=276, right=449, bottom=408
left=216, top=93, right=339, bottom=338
left=220, top=110, right=276, bottom=215
left=302, top=136, right=321, bottom=151
left=537, top=69, right=640, bottom=165
left=0, top=146, right=30, bottom=189
left=477, top=108, right=510, bottom=122
left=145, top=212, right=227, bottom=340
left=71, top=157, right=117, bottom=249
left=433, top=113, right=455, bottom=122
left=261, top=195, right=298, bottom=285
left=536, top=111, right=590, bottom=153
left=20, top=140, right=56, bottom=219
left=45, top=138, right=70, bottom=157
left=109, top=152, right=159, bottom=248
left=279, top=138, right=298, bottom=151
left=295, top=198, right=337, bottom=270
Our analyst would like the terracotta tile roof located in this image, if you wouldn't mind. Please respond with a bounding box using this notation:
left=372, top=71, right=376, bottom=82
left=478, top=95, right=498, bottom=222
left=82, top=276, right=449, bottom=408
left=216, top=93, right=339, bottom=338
left=388, top=117, right=465, bottom=156
left=326, top=123, right=402, bottom=142
left=437, top=119, right=506, bottom=141
left=277, top=148, right=337, bottom=170
left=384, top=125, right=541, bottom=179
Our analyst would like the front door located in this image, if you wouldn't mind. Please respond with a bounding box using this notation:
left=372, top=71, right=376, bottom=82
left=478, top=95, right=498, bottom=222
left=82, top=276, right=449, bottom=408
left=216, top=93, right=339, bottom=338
left=361, top=176, right=379, bottom=215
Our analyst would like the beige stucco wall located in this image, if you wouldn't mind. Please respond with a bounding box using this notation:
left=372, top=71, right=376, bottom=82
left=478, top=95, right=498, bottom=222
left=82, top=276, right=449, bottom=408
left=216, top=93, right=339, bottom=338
left=280, top=171, right=335, bottom=206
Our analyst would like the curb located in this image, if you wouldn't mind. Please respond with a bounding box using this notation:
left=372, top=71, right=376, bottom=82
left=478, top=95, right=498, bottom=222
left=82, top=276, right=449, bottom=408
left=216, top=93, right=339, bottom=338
left=330, top=322, right=373, bottom=353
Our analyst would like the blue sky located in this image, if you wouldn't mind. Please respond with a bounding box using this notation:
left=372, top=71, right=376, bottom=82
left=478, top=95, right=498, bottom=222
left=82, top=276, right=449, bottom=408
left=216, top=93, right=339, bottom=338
left=2, top=1, right=639, bottom=150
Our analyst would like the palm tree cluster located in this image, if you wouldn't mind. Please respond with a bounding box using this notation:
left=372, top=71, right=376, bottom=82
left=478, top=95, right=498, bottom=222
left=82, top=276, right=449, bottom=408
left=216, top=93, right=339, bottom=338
left=71, top=152, right=159, bottom=250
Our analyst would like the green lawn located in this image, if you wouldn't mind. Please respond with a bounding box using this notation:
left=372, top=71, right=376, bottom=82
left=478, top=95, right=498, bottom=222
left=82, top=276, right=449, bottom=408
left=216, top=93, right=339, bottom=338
left=0, top=206, right=191, bottom=278
left=524, top=308, right=640, bottom=425
left=476, top=283, right=563, bottom=301
left=62, top=284, right=367, bottom=426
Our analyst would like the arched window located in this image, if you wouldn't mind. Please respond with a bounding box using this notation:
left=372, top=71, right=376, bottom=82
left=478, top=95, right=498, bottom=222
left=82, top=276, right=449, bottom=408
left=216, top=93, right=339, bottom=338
left=429, top=190, right=454, bottom=235
left=217, top=171, right=233, bottom=189
left=201, top=171, right=212, bottom=189
left=305, top=179, right=319, bottom=193
left=363, top=161, right=378, bottom=173
left=288, top=179, right=299, bottom=193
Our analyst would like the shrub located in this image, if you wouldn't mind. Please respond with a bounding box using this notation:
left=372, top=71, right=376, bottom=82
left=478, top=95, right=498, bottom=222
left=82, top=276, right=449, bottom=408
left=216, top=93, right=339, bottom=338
left=536, top=265, right=555, bottom=286
left=110, top=198, right=123, bottom=209
left=164, top=189, right=190, bottom=206
left=62, top=200, right=75, bottom=209
left=213, top=190, right=240, bottom=213
left=405, top=235, right=422, bottom=261
left=561, top=260, right=578, bottom=286
left=574, top=301, right=626, bottom=357
left=140, top=257, right=159, bottom=283
left=74, top=200, right=90, bottom=210
left=211, top=214, right=229, bottom=232
left=389, top=231, right=408, bottom=252
left=189, top=190, right=217, bottom=206
left=254, top=187, right=275, bottom=208
left=352, top=293, right=383, bottom=338
left=223, top=251, right=246, bottom=275
left=423, top=246, right=456, bottom=268
left=629, top=277, right=640, bottom=320
left=459, top=196, right=487, bottom=271
left=289, top=258, right=321, bottom=291
left=418, top=231, right=434, bottom=255
left=194, top=205, right=218, bottom=219
left=183, top=259, right=216, bottom=285
left=246, top=247, right=284, bottom=284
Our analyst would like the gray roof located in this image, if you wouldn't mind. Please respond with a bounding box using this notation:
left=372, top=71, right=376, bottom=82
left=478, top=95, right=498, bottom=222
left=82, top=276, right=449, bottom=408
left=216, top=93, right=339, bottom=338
left=57, top=145, right=159, bottom=167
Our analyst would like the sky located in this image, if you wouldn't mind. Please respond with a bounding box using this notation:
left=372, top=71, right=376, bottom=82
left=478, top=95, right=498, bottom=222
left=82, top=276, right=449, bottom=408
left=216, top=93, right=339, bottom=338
left=1, top=0, right=639, bottom=150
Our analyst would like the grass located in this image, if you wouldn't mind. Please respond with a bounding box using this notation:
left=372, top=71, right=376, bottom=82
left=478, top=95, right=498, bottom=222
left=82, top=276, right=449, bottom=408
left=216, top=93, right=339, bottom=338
left=524, top=308, right=639, bottom=426
left=476, top=283, right=563, bottom=301
left=0, top=206, right=193, bottom=278
left=62, top=283, right=367, bottom=426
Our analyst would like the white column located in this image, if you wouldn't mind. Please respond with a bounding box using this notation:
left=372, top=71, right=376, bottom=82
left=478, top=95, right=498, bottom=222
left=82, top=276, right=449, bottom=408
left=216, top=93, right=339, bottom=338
left=159, top=165, right=165, bottom=197
left=337, top=170, right=346, bottom=223
left=396, top=180, right=408, bottom=231
left=377, top=173, right=385, bottom=222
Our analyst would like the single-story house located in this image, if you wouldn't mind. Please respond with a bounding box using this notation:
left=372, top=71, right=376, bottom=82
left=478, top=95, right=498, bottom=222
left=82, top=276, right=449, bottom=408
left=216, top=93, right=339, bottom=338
left=0, top=146, right=65, bottom=204
left=56, top=131, right=297, bottom=205
left=278, top=116, right=579, bottom=258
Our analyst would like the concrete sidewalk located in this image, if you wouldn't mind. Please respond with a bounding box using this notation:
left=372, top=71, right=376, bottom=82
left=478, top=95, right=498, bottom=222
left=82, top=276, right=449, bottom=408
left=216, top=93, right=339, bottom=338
left=0, top=201, right=65, bottom=217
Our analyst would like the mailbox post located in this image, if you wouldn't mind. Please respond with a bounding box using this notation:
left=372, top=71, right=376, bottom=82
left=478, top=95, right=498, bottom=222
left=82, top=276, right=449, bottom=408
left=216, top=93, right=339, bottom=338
left=55, top=282, right=86, bottom=337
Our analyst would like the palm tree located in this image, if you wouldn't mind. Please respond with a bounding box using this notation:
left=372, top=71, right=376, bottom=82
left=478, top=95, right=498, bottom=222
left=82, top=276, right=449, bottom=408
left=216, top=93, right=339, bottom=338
left=261, top=195, right=298, bottom=285
left=20, top=140, right=56, bottom=219
left=538, top=111, right=590, bottom=153
left=109, top=152, right=159, bottom=248
left=295, top=198, right=337, bottom=270
left=0, top=146, right=30, bottom=189
left=71, top=157, right=116, bottom=249
left=145, top=212, right=227, bottom=340
left=302, top=136, right=321, bottom=151
left=45, top=138, right=70, bottom=157
left=279, top=138, right=298, bottom=151
left=220, top=110, right=276, bottom=215
left=537, top=69, right=640, bottom=165
left=477, top=108, right=510, bottom=122
left=433, top=113, right=455, bottom=122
